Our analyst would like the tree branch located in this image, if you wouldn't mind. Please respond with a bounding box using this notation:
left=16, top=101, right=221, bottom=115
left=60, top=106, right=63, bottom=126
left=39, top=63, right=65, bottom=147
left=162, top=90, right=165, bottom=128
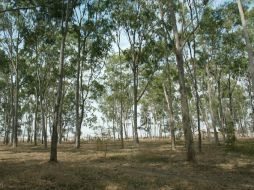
left=0, top=7, right=37, bottom=14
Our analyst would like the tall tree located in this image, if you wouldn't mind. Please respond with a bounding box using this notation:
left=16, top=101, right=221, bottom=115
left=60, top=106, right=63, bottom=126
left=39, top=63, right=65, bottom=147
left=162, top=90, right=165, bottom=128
left=237, top=0, right=254, bottom=131
left=50, top=0, right=76, bottom=162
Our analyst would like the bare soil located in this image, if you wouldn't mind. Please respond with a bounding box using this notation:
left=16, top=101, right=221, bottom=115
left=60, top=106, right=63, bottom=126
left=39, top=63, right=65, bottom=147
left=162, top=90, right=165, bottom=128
left=0, top=139, right=254, bottom=190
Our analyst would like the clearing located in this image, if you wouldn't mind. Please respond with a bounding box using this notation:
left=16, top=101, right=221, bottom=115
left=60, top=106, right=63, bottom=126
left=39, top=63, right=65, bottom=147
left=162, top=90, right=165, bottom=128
left=0, top=139, right=254, bottom=190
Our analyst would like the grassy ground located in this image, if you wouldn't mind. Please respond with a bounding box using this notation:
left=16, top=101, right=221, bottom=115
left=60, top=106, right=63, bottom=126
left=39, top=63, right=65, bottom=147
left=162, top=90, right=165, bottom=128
left=0, top=139, right=254, bottom=190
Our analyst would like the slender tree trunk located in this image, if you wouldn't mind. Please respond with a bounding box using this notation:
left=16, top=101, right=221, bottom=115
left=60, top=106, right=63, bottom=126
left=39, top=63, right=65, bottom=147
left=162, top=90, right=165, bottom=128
left=237, top=0, right=254, bottom=101
left=203, top=107, right=211, bottom=141
left=112, top=117, right=116, bottom=141
left=50, top=1, right=69, bottom=161
left=12, top=29, right=20, bottom=148
left=247, top=78, right=254, bottom=132
left=13, top=68, right=18, bottom=148
left=153, top=113, right=157, bottom=138
left=163, top=83, right=176, bottom=150
left=228, top=75, right=238, bottom=132
left=188, top=42, right=202, bottom=153
left=217, top=78, right=226, bottom=141
left=75, top=25, right=81, bottom=149
left=206, top=65, right=219, bottom=145
left=35, top=42, right=47, bottom=148
left=117, top=31, right=124, bottom=148
left=169, top=1, right=195, bottom=161
left=58, top=83, right=65, bottom=144
left=228, top=74, right=234, bottom=117
left=133, top=65, right=139, bottom=145
left=40, top=96, right=47, bottom=148
left=194, top=80, right=202, bottom=152
left=34, top=93, right=39, bottom=146
left=4, top=95, right=10, bottom=144
left=11, top=74, right=14, bottom=144
left=120, top=98, right=124, bottom=148
left=3, top=111, right=7, bottom=144
left=124, top=114, right=129, bottom=139
left=159, top=120, right=162, bottom=138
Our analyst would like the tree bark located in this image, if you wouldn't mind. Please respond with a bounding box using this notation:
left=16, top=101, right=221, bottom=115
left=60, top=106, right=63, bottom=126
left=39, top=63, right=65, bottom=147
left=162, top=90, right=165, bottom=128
left=50, top=0, right=69, bottom=162
left=40, top=95, right=47, bottom=148
left=217, top=77, right=226, bottom=141
left=36, top=43, right=47, bottom=148
left=237, top=0, right=254, bottom=99
left=187, top=41, right=202, bottom=152
left=206, top=64, right=219, bottom=145
left=11, top=74, right=14, bottom=144
left=163, top=83, right=176, bottom=150
left=120, top=98, right=124, bottom=148
left=75, top=23, right=81, bottom=149
left=58, top=83, right=65, bottom=144
left=12, top=59, right=18, bottom=148
left=247, top=78, right=254, bottom=132
left=168, top=1, right=195, bottom=161
left=34, top=92, right=39, bottom=146
left=133, top=64, right=139, bottom=145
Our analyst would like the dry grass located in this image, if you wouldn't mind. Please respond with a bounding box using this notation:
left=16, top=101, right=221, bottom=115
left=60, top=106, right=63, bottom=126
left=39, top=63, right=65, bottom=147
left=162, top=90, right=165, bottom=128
left=0, top=139, right=254, bottom=190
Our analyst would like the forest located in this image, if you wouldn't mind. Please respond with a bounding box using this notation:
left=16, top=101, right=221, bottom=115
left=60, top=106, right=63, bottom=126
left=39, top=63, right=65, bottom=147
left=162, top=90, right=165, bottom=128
left=0, top=0, right=254, bottom=189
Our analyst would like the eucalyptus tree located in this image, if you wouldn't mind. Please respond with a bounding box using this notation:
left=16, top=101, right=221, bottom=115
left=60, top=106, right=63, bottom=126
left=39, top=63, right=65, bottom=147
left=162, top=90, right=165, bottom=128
left=47, top=0, right=78, bottom=162
left=0, top=50, right=11, bottom=144
left=237, top=1, right=254, bottom=132
left=69, top=0, right=112, bottom=148
left=199, top=3, right=248, bottom=144
left=111, top=0, right=160, bottom=145
left=0, top=8, right=26, bottom=147
left=100, top=53, right=132, bottom=146
left=237, top=0, right=254, bottom=99
left=21, top=9, right=59, bottom=147
left=140, top=75, right=167, bottom=139
left=162, top=61, right=178, bottom=150
left=159, top=1, right=193, bottom=161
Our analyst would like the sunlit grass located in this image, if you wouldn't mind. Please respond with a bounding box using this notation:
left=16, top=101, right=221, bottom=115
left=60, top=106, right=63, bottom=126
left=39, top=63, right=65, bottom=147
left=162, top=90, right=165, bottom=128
left=0, top=139, right=254, bottom=190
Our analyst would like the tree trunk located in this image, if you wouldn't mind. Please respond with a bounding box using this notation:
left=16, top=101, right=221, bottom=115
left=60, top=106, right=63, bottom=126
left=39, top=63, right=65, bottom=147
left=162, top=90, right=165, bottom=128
left=203, top=106, right=211, bottom=141
left=4, top=95, right=10, bottom=144
left=120, top=98, right=124, bottom=148
left=237, top=0, right=254, bottom=102
left=206, top=64, right=219, bottom=145
left=11, top=74, right=14, bottom=145
left=13, top=67, right=18, bottom=148
left=50, top=2, right=69, bottom=161
left=40, top=95, right=47, bottom=148
left=36, top=42, right=47, bottom=148
left=75, top=24, right=81, bottom=149
left=163, top=83, right=176, bottom=150
left=187, top=42, right=202, bottom=153
left=34, top=93, right=39, bottom=146
left=112, top=117, right=116, bottom=141
left=133, top=65, right=139, bottom=145
left=247, top=78, right=254, bottom=132
left=58, top=85, right=64, bottom=144
left=217, top=78, right=226, bottom=141
left=168, top=1, right=195, bottom=161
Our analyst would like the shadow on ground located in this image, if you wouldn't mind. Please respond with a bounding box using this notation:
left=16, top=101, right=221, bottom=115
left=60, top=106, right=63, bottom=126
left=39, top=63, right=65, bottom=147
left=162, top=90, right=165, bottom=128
left=0, top=140, right=254, bottom=190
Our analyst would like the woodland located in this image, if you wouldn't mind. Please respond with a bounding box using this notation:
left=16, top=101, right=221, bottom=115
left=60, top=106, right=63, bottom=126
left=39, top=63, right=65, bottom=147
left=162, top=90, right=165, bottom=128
left=0, top=0, right=254, bottom=190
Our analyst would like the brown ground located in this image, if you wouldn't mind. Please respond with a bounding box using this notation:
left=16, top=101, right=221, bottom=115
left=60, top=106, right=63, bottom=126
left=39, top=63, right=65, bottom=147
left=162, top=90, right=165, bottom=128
left=0, top=139, right=254, bottom=190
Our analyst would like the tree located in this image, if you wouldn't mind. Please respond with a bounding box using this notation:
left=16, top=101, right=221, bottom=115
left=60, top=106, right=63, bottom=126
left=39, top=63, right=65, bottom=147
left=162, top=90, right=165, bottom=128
left=111, top=0, right=159, bottom=145
left=237, top=0, right=254, bottom=131
left=167, top=1, right=196, bottom=161
left=50, top=0, right=77, bottom=162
